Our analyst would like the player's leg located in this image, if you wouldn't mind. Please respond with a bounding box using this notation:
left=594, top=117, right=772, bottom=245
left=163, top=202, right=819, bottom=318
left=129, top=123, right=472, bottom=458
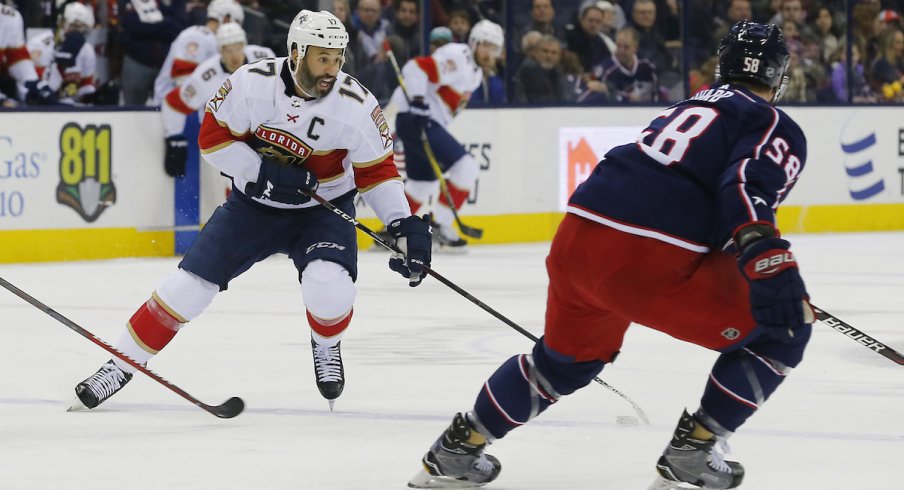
left=395, top=112, right=440, bottom=216
left=291, top=192, right=359, bottom=407
left=637, top=250, right=813, bottom=489
left=423, top=123, right=476, bottom=251
left=409, top=215, right=621, bottom=488
left=71, top=192, right=290, bottom=410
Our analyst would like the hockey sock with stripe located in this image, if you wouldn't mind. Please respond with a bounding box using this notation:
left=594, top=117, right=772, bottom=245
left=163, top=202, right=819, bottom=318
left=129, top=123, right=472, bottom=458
left=308, top=309, right=353, bottom=347
left=112, top=296, right=184, bottom=373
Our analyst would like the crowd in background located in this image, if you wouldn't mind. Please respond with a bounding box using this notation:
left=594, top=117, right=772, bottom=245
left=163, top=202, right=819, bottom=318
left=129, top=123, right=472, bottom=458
left=3, top=0, right=904, bottom=107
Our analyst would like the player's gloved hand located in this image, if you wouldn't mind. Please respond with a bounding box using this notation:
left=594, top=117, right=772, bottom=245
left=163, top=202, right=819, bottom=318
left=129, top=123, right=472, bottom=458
left=164, top=135, right=188, bottom=177
left=387, top=215, right=432, bottom=287
left=24, top=80, right=57, bottom=105
left=54, top=32, right=86, bottom=70
left=408, top=97, right=431, bottom=130
left=737, top=234, right=813, bottom=342
left=244, top=157, right=318, bottom=205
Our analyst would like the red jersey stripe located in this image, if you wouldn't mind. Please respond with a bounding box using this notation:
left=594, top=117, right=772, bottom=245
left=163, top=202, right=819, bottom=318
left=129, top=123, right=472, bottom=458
left=165, top=87, right=195, bottom=115
left=436, top=85, right=462, bottom=113
left=199, top=111, right=249, bottom=152
left=5, top=45, right=31, bottom=65
left=354, top=153, right=400, bottom=191
left=305, top=149, right=348, bottom=182
left=171, top=58, right=198, bottom=78
left=414, top=56, right=439, bottom=83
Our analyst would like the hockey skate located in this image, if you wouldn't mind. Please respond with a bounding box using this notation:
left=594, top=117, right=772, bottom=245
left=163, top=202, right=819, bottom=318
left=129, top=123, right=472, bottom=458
left=432, top=223, right=468, bottom=255
left=408, top=412, right=501, bottom=489
left=69, top=359, right=133, bottom=411
left=311, top=338, right=344, bottom=410
left=648, top=410, right=744, bottom=490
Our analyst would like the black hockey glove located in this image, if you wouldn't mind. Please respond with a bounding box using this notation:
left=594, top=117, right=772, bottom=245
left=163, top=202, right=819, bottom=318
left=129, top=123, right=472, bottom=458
left=408, top=97, right=432, bottom=131
left=737, top=232, right=812, bottom=342
left=387, top=215, right=432, bottom=287
left=24, top=80, right=57, bottom=105
left=164, top=135, right=188, bottom=177
left=54, top=32, right=86, bottom=70
left=244, top=157, right=318, bottom=205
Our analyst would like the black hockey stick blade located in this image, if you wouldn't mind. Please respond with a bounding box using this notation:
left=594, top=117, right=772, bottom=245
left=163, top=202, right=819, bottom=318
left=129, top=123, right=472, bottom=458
left=812, top=304, right=904, bottom=366
left=0, top=276, right=246, bottom=418
left=456, top=221, right=484, bottom=239
left=208, top=397, right=245, bottom=419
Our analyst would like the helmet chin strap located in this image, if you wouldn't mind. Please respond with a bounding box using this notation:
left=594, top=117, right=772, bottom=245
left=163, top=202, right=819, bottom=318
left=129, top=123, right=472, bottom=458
left=289, top=52, right=317, bottom=99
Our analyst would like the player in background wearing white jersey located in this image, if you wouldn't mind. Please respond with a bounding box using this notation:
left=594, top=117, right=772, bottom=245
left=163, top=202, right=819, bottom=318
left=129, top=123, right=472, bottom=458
left=27, top=2, right=97, bottom=104
left=152, top=0, right=243, bottom=107
left=0, top=3, right=55, bottom=107
left=160, top=23, right=275, bottom=177
left=388, top=19, right=503, bottom=252
left=69, top=10, right=432, bottom=412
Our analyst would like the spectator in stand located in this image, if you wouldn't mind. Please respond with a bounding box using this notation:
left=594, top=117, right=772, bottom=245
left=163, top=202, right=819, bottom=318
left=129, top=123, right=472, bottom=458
left=782, top=38, right=815, bottom=102
left=771, top=0, right=813, bottom=39
left=565, top=1, right=612, bottom=72
left=516, top=34, right=569, bottom=103
left=810, top=5, right=840, bottom=64
left=332, top=0, right=361, bottom=76
left=831, top=43, right=877, bottom=103
left=518, top=0, right=565, bottom=44
left=630, top=0, right=674, bottom=82
left=429, top=26, right=453, bottom=53
left=117, top=0, right=187, bottom=105
left=354, top=0, right=392, bottom=100
left=876, top=9, right=903, bottom=37
left=870, top=28, right=904, bottom=101
left=588, top=26, right=658, bottom=103
left=387, top=0, right=421, bottom=68
left=598, top=1, right=618, bottom=56
left=852, top=0, right=882, bottom=63
left=448, top=9, right=472, bottom=43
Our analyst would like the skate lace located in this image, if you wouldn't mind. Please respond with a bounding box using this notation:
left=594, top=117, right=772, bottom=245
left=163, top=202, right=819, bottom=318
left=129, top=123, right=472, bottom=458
left=84, top=364, right=126, bottom=400
left=707, top=437, right=732, bottom=473
left=313, top=344, right=342, bottom=382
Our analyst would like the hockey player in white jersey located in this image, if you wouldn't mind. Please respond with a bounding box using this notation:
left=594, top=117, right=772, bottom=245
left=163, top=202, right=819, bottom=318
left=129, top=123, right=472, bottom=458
left=27, top=2, right=97, bottom=104
left=0, top=4, right=54, bottom=106
left=70, top=10, right=432, bottom=412
left=151, top=0, right=243, bottom=106
left=388, top=19, right=503, bottom=252
left=160, top=23, right=274, bottom=176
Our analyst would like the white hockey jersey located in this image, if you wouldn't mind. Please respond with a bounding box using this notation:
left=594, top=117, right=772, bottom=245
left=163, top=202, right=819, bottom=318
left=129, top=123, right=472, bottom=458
left=27, top=31, right=96, bottom=101
left=388, top=43, right=482, bottom=127
left=0, top=5, right=39, bottom=99
left=198, top=57, right=409, bottom=224
left=161, top=44, right=275, bottom=136
left=153, top=25, right=218, bottom=105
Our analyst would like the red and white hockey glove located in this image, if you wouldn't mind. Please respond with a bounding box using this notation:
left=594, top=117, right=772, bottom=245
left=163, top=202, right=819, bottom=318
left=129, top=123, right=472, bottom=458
left=737, top=233, right=813, bottom=342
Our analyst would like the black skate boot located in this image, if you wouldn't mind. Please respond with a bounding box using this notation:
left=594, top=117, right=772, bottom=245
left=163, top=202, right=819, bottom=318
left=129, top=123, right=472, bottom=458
left=311, top=338, right=344, bottom=410
left=648, top=410, right=744, bottom=489
left=432, top=223, right=468, bottom=255
left=408, top=412, right=501, bottom=488
left=69, top=359, right=133, bottom=411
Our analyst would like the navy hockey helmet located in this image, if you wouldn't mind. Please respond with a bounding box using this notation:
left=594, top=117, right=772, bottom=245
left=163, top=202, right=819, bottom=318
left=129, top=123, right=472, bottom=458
left=717, top=21, right=790, bottom=103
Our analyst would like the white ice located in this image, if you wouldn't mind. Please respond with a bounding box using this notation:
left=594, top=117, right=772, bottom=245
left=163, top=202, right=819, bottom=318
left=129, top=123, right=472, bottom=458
left=0, top=232, right=902, bottom=490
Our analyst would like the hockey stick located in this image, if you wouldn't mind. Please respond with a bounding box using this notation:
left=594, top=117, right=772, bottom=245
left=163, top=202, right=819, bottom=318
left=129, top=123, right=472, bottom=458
left=0, top=276, right=244, bottom=418
left=812, top=304, right=904, bottom=366
left=383, top=40, right=484, bottom=239
left=305, top=190, right=650, bottom=424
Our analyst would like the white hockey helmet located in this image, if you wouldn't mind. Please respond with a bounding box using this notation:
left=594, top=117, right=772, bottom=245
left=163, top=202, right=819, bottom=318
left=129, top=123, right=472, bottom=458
left=469, top=19, right=504, bottom=58
left=216, top=22, right=247, bottom=48
left=207, top=0, right=244, bottom=25
left=286, top=10, right=349, bottom=62
left=63, top=2, right=95, bottom=31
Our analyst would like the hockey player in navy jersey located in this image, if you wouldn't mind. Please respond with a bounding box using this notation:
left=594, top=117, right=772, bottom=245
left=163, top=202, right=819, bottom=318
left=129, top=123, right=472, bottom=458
left=408, top=21, right=811, bottom=489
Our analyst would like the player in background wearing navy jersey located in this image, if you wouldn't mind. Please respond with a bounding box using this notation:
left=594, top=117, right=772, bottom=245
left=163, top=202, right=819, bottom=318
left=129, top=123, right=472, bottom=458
left=69, top=10, right=432, bottom=413
left=408, top=21, right=812, bottom=490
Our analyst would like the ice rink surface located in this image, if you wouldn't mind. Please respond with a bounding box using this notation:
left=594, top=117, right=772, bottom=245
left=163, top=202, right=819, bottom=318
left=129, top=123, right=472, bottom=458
left=0, top=232, right=902, bottom=490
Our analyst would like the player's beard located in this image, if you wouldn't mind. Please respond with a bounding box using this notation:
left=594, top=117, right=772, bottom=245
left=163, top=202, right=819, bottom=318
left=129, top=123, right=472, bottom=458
left=298, top=58, right=337, bottom=99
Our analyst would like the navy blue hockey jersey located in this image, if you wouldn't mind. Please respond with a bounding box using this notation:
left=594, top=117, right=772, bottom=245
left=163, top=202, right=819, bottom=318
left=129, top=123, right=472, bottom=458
left=568, top=84, right=807, bottom=252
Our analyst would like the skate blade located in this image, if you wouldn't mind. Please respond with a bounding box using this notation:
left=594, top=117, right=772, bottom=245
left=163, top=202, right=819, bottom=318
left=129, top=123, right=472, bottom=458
left=647, top=474, right=699, bottom=490
left=328, top=399, right=335, bottom=411
left=407, top=468, right=485, bottom=489
left=66, top=396, right=89, bottom=412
